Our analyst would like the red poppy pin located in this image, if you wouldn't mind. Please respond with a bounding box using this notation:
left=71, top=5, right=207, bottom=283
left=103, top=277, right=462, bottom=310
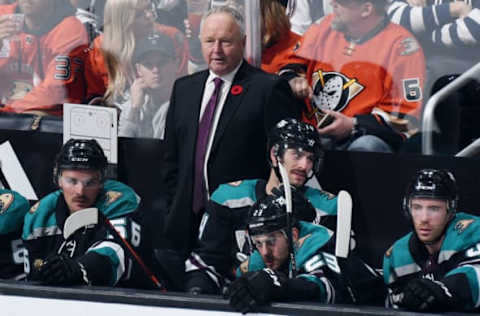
left=231, top=85, right=243, bottom=95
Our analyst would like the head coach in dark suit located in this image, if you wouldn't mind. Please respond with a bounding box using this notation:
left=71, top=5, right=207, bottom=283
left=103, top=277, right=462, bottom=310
left=157, top=4, right=301, bottom=265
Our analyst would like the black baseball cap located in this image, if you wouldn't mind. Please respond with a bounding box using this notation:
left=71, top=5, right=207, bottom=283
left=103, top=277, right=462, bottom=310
left=134, top=33, right=175, bottom=64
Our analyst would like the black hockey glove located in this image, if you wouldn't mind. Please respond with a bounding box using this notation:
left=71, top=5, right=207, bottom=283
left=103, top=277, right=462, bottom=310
left=271, top=185, right=316, bottom=222
left=400, top=278, right=456, bottom=312
left=227, top=268, right=287, bottom=314
left=38, top=254, right=89, bottom=286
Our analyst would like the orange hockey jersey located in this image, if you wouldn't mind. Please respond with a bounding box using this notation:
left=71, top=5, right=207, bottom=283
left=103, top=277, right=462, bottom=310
left=0, top=4, right=88, bottom=116
left=291, top=15, right=425, bottom=142
left=261, top=30, right=301, bottom=75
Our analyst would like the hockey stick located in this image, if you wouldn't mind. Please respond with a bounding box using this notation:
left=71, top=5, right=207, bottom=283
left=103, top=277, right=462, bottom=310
left=335, top=190, right=352, bottom=258
left=278, top=162, right=297, bottom=278
left=103, top=216, right=165, bottom=291
left=63, top=208, right=164, bottom=290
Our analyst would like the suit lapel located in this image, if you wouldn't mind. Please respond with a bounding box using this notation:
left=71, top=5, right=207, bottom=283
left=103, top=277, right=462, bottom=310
left=189, top=71, right=210, bottom=136
left=210, top=61, right=253, bottom=155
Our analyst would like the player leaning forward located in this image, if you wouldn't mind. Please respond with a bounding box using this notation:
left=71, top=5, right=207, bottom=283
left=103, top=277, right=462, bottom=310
left=227, top=194, right=385, bottom=313
left=22, top=139, right=143, bottom=287
left=384, top=169, right=480, bottom=312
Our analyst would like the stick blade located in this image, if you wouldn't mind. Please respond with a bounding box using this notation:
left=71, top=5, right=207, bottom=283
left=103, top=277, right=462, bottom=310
left=335, top=190, right=352, bottom=258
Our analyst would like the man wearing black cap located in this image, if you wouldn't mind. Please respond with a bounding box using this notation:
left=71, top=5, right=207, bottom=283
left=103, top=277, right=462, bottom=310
left=116, top=33, right=177, bottom=139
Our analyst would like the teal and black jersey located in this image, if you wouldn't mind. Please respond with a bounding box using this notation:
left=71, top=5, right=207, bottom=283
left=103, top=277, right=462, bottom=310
left=383, top=212, right=480, bottom=311
left=22, top=180, right=142, bottom=287
left=185, top=179, right=337, bottom=292
left=0, top=189, right=30, bottom=279
left=237, top=221, right=384, bottom=304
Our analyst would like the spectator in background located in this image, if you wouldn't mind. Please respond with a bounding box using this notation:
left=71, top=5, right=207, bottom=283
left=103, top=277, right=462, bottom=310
left=115, top=33, right=176, bottom=139
left=388, top=0, right=480, bottom=95
left=284, top=0, right=330, bottom=35
left=70, top=0, right=106, bottom=42
left=282, top=0, right=426, bottom=153
left=0, top=0, right=88, bottom=116
left=83, top=0, right=188, bottom=103
left=388, top=0, right=480, bottom=154
left=260, top=0, right=301, bottom=74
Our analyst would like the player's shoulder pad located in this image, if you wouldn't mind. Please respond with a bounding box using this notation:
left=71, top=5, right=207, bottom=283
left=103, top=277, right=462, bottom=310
left=382, top=232, right=418, bottom=284
left=22, top=190, right=62, bottom=240
left=96, top=180, right=140, bottom=219
left=210, top=179, right=258, bottom=208
left=441, top=213, right=480, bottom=257
left=295, top=221, right=333, bottom=264
left=0, top=189, right=30, bottom=234
left=304, top=186, right=337, bottom=216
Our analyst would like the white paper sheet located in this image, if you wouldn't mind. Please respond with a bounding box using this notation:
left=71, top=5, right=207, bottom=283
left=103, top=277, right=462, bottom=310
left=63, top=103, right=118, bottom=164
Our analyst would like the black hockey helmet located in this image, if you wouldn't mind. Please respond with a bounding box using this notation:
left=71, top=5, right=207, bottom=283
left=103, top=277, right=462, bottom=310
left=267, top=118, right=323, bottom=174
left=402, top=169, right=458, bottom=217
left=53, top=139, right=108, bottom=185
left=247, top=194, right=294, bottom=237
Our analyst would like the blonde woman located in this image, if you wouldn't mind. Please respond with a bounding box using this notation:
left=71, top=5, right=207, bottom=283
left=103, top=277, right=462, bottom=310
left=83, top=0, right=188, bottom=103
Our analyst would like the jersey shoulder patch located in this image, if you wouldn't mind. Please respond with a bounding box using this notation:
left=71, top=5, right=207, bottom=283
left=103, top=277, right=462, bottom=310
left=0, top=192, right=14, bottom=214
left=454, top=219, right=475, bottom=234
left=29, top=201, right=40, bottom=214
left=227, top=180, right=243, bottom=187
left=104, top=191, right=123, bottom=206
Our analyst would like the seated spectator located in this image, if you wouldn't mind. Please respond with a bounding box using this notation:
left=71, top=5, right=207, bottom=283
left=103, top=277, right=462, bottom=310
left=183, top=119, right=338, bottom=295
left=0, top=189, right=29, bottom=280
left=260, top=0, right=302, bottom=74
left=0, top=0, right=88, bottom=116
left=23, top=139, right=147, bottom=287
left=226, top=193, right=385, bottom=313
left=284, top=0, right=330, bottom=35
left=388, top=0, right=480, bottom=154
left=70, top=0, right=106, bottom=42
left=84, top=0, right=188, bottom=103
left=115, top=33, right=176, bottom=139
left=388, top=0, right=480, bottom=95
left=384, top=169, right=480, bottom=312
left=282, top=0, right=426, bottom=153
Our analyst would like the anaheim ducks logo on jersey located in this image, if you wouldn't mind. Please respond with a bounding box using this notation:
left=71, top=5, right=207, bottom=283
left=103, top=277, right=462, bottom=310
left=0, top=193, right=14, bottom=215
left=454, top=219, right=475, bottom=234
left=29, top=201, right=39, bottom=214
left=105, top=191, right=122, bottom=206
left=312, top=70, right=364, bottom=112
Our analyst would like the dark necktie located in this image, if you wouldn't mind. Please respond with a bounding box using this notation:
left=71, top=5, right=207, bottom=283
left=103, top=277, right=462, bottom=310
left=192, top=77, right=224, bottom=214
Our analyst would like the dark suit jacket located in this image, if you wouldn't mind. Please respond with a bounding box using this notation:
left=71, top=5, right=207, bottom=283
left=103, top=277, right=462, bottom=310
left=160, top=61, right=300, bottom=255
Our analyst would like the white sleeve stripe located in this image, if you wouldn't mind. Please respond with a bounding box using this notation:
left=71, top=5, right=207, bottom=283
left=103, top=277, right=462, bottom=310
left=319, top=276, right=335, bottom=303
left=89, top=241, right=125, bottom=284
left=432, top=5, right=440, bottom=26
left=440, top=24, right=454, bottom=46
left=457, top=18, right=477, bottom=45
left=411, top=7, right=426, bottom=33
left=388, top=3, right=406, bottom=25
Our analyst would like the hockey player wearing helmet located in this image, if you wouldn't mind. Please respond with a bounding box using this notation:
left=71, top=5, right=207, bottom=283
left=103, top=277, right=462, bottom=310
left=181, top=118, right=338, bottom=295
left=384, top=169, right=480, bottom=312
left=22, top=139, right=145, bottom=288
left=227, top=194, right=385, bottom=313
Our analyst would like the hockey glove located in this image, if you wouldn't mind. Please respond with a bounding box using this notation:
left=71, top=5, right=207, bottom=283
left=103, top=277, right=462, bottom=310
left=227, top=268, right=287, bottom=314
left=400, top=278, right=456, bottom=312
left=38, top=254, right=89, bottom=286
left=271, top=185, right=316, bottom=222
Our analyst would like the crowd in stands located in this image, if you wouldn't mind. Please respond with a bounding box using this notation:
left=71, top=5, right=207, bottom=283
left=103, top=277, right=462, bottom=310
left=0, top=0, right=476, bottom=152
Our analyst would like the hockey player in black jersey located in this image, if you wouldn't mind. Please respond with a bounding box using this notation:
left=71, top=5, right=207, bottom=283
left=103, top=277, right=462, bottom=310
left=23, top=139, right=149, bottom=288
left=227, top=194, right=384, bottom=314
left=181, top=118, right=338, bottom=294
left=384, top=169, right=480, bottom=312
left=0, top=189, right=30, bottom=279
